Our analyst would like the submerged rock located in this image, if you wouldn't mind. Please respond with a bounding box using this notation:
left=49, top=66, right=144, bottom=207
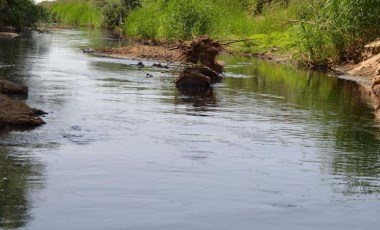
left=0, top=94, right=45, bottom=128
left=175, top=66, right=222, bottom=89
left=175, top=67, right=212, bottom=89
left=0, top=79, right=28, bottom=95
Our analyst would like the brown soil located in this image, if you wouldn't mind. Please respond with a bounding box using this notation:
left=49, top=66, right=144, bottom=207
left=95, top=45, right=183, bottom=63
left=347, top=54, right=380, bottom=81
left=0, top=94, right=46, bottom=128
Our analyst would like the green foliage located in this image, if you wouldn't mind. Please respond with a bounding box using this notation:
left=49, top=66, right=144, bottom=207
left=125, top=0, right=219, bottom=39
left=91, top=0, right=141, bottom=30
left=295, top=0, right=380, bottom=65
left=49, top=0, right=102, bottom=27
left=0, top=0, right=48, bottom=31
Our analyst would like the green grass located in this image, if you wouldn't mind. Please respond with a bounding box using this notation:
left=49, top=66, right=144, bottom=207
left=44, top=0, right=380, bottom=67
left=49, top=0, right=102, bottom=27
left=124, top=0, right=304, bottom=54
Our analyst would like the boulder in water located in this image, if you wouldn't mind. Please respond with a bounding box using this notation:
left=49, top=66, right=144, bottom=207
left=0, top=94, right=45, bottom=129
left=0, top=79, right=28, bottom=95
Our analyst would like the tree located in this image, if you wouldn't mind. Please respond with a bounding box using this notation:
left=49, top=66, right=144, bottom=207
left=0, top=0, right=47, bottom=31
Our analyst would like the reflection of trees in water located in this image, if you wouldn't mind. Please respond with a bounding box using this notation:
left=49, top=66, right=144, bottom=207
left=0, top=146, right=45, bottom=229
left=0, top=34, right=50, bottom=82
left=223, top=56, right=380, bottom=195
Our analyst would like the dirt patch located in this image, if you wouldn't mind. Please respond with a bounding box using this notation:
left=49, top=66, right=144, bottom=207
left=0, top=94, right=46, bottom=128
left=347, top=54, right=380, bottom=81
left=94, top=45, right=183, bottom=63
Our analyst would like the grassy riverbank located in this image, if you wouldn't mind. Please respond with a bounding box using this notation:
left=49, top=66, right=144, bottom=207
left=44, top=0, right=380, bottom=68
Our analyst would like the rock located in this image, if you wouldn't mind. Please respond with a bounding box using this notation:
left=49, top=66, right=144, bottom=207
left=175, top=67, right=212, bottom=89
left=137, top=61, right=145, bottom=68
left=0, top=79, right=28, bottom=95
left=152, top=63, right=169, bottom=69
left=82, top=48, right=95, bottom=53
left=364, top=40, right=380, bottom=59
left=0, top=94, right=45, bottom=128
left=175, top=65, right=222, bottom=89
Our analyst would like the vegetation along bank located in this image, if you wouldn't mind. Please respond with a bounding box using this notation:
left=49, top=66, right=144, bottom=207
left=42, top=0, right=380, bottom=71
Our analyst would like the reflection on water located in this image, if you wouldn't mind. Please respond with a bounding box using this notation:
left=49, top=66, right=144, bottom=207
left=0, top=29, right=379, bottom=229
left=0, top=146, right=44, bottom=229
left=223, top=56, right=380, bottom=195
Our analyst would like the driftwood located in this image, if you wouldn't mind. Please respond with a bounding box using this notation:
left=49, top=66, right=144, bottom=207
left=174, top=36, right=226, bottom=89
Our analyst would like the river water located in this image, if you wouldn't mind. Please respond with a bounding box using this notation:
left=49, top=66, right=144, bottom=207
left=0, top=29, right=379, bottom=230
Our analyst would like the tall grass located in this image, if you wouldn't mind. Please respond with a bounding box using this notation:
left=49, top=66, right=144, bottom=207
left=295, top=0, right=380, bottom=66
left=125, top=0, right=219, bottom=40
left=125, top=0, right=302, bottom=54
left=49, top=0, right=102, bottom=27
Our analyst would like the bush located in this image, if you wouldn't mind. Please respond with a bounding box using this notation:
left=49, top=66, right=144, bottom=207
left=296, top=0, right=380, bottom=65
left=125, top=0, right=218, bottom=40
left=49, top=0, right=102, bottom=27
left=0, top=0, right=48, bottom=31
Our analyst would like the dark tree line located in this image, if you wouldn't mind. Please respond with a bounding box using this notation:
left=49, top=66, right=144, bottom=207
left=0, top=0, right=47, bottom=31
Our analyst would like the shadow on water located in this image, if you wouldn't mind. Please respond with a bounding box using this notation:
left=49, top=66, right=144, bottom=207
left=0, top=35, right=50, bottom=83
left=0, top=146, right=45, bottom=229
left=222, top=56, right=380, bottom=195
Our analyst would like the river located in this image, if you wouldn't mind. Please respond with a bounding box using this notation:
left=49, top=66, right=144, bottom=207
left=0, top=29, right=379, bottom=230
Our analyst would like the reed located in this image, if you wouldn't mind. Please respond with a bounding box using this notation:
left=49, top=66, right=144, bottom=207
left=295, top=0, right=380, bottom=66
left=49, top=0, right=102, bottom=27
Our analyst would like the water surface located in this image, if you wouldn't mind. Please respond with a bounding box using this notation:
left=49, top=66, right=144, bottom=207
left=0, top=29, right=379, bottom=230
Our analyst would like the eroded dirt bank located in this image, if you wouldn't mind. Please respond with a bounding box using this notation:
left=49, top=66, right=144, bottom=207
left=94, top=45, right=184, bottom=63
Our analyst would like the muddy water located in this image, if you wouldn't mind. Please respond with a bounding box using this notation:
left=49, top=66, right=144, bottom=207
left=0, top=29, right=379, bottom=230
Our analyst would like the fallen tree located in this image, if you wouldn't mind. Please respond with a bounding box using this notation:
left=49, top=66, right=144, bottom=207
left=174, top=36, right=225, bottom=89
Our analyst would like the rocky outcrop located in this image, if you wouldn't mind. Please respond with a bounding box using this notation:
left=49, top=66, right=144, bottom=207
left=0, top=79, right=45, bottom=129
left=0, top=94, right=45, bottom=128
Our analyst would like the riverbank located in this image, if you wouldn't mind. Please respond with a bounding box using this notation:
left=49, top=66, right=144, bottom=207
left=91, top=40, right=375, bottom=83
